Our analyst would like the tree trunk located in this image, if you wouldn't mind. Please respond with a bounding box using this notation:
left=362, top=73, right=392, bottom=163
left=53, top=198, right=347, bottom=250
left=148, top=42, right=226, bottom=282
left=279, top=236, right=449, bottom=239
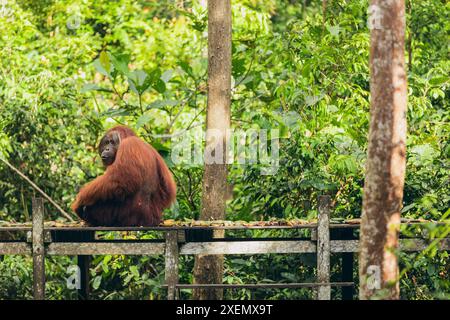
left=359, top=0, right=407, bottom=300
left=192, top=0, right=231, bottom=300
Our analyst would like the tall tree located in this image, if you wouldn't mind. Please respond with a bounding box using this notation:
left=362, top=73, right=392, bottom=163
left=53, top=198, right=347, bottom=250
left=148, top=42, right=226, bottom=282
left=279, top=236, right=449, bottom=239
left=192, top=0, right=232, bottom=300
left=359, top=0, right=407, bottom=300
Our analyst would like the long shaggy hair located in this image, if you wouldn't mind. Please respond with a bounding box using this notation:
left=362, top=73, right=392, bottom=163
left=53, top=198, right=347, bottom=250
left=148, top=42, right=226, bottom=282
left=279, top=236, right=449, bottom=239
left=71, top=126, right=176, bottom=226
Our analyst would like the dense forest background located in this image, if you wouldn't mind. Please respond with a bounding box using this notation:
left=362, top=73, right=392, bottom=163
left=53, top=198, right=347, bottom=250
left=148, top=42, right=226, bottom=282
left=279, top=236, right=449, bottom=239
left=0, top=0, right=448, bottom=299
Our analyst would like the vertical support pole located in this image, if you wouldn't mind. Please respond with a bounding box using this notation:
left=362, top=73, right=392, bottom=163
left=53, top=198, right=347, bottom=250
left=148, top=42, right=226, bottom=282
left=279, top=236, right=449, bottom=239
left=32, top=197, right=45, bottom=300
left=78, top=231, right=94, bottom=300
left=341, top=228, right=354, bottom=300
left=317, top=195, right=331, bottom=300
left=165, top=231, right=179, bottom=300
left=77, top=255, right=91, bottom=300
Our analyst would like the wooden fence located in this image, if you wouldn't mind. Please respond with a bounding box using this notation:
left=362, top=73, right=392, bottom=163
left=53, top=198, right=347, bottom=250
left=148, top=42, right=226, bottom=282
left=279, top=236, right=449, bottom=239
left=0, top=196, right=449, bottom=300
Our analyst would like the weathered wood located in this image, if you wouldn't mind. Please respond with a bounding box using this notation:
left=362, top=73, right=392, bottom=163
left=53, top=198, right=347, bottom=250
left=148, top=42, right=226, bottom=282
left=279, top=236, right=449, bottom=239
left=181, top=240, right=316, bottom=255
left=47, top=242, right=165, bottom=255
left=3, top=238, right=448, bottom=256
left=165, top=231, right=179, bottom=300
left=27, top=230, right=52, bottom=243
left=332, top=240, right=359, bottom=252
left=0, top=242, right=31, bottom=254
left=0, top=220, right=443, bottom=233
left=172, top=282, right=354, bottom=289
left=317, top=195, right=331, bottom=300
left=400, top=238, right=450, bottom=251
left=329, top=238, right=450, bottom=253
left=32, top=198, right=45, bottom=300
left=177, top=230, right=186, bottom=243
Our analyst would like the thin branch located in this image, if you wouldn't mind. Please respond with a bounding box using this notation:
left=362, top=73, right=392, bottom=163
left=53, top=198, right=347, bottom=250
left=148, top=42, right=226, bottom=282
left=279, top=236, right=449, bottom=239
left=0, top=157, right=75, bottom=221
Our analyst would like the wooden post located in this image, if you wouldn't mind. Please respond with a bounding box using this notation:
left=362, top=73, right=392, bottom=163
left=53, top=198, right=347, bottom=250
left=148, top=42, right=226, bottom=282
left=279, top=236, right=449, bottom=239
left=32, top=197, right=45, bottom=300
left=317, top=195, right=331, bottom=300
left=78, top=231, right=94, bottom=300
left=341, top=228, right=354, bottom=300
left=77, top=255, right=91, bottom=300
left=165, top=231, right=179, bottom=300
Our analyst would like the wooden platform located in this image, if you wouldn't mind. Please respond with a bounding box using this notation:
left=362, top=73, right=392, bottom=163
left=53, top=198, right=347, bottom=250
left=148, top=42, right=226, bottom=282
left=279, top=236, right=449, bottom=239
left=0, top=197, right=448, bottom=300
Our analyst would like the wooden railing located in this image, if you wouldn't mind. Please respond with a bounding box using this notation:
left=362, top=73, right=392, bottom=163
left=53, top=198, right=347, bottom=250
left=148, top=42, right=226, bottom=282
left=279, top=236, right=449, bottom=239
left=0, top=197, right=448, bottom=300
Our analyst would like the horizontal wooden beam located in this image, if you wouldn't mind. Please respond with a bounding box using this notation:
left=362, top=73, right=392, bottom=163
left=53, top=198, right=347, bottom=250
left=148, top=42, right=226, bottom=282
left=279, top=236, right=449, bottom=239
left=46, top=242, right=165, bottom=255
left=400, top=238, right=450, bottom=252
left=0, top=242, right=31, bottom=255
left=180, top=240, right=316, bottom=254
left=169, top=282, right=354, bottom=289
left=0, top=220, right=444, bottom=233
left=1, top=238, right=449, bottom=255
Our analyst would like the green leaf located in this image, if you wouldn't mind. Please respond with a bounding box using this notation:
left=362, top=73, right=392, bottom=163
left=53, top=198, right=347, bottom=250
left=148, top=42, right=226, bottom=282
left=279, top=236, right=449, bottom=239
left=426, top=264, right=436, bottom=276
left=92, top=275, right=102, bottom=290
left=282, top=111, right=301, bottom=128
left=93, top=59, right=110, bottom=77
left=103, top=255, right=112, bottom=265
left=429, top=76, right=448, bottom=86
left=147, top=99, right=179, bottom=109
left=153, top=141, right=171, bottom=153
left=410, top=144, right=438, bottom=163
left=281, top=272, right=297, bottom=282
left=110, top=53, right=130, bottom=76
left=327, top=25, right=340, bottom=37
left=100, top=108, right=130, bottom=117
left=123, top=274, right=133, bottom=285
left=161, top=69, right=173, bottom=83
left=302, top=62, right=311, bottom=78
left=232, top=58, right=246, bottom=77
left=179, top=61, right=194, bottom=78
left=153, top=79, right=166, bottom=93
left=401, top=203, right=416, bottom=213
left=80, top=83, right=112, bottom=93
left=127, top=70, right=150, bottom=94
left=99, top=51, right=111, bottom=74
left=130, top=266, right=140, bottom=278
left=328, top=154, right=359, bottom=175
left=136, top=114, right=152, bottom=129
left=101, top=262, right=109, bottom=273
left=148, top=68, right=162, bottom=82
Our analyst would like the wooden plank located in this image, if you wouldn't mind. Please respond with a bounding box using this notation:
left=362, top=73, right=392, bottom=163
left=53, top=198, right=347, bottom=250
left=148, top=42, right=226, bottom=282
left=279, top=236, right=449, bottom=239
left=0, top=242, right=31, bottom=254
left=332, top=240, right=359, bottom=252
left=180, top=240, right=316, bottom=255
left=172, top=282, right=354, bottom=289
left=0, top=220, right=445, bottom=233
left=331, top=239, right=450, bottom=252
left=165, top=231, right=179, bottom=300
left=316, top=195, right=331, bottom=300
left=44, top=225, right=317, bottom=231
left=2, top=238, right=449, bottom=256
left=47, top=242, right=165, bottom=255
left=400, top=238, right=450, bottom=251
left=32, top=198, right=45, bottom=300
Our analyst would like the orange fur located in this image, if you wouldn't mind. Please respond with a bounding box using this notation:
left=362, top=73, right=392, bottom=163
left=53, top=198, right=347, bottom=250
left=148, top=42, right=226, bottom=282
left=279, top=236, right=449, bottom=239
left=71, top=126, right=176, bottom=226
